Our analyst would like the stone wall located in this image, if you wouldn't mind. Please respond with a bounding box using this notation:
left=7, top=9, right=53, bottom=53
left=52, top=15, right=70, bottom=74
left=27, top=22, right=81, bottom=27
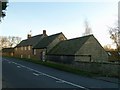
left=72, top=61, right=120, bottom=77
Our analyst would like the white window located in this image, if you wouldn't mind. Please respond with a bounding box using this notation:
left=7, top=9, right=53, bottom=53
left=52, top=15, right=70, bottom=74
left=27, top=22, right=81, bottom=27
left=28, top=46, right=31, bottom=50
left=34, top=49, right=36, bottom=55
left=21, top=47, right=23, bottom=50
left=28, top=55, right=30, bottom=59
left=25, top=46, right=27, bottom=50
left=108, top=52, right=111, bottom=56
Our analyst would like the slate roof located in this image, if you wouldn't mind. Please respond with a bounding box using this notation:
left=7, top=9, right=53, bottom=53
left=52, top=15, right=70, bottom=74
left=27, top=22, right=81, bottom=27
left=16, top=34, right=44, bottom=47
left=33, top=32, right=63, bottom=49
left=48, top=35, right=93, bottom=55
left=2, top=48, right=14, bottom=53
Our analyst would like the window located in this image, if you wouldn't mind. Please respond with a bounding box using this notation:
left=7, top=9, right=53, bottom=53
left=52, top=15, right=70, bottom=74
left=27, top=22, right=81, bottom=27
left=25, top=46, right=27, bottom=50
left=34, top=49, right=36, bottom=55
left=108, top=52, right=111, bottom=56
left=15, top=48, right=17, bottom=51
left=21, top=47, right=23, bottom=50
left=28, top=46, right=31, bottom=50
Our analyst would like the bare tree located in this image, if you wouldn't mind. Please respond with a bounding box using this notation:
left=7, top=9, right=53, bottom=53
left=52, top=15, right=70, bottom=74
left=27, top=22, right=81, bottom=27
left=0, top=36, right=21, bottom=49
left=103, top=44, right=116, bottom=51
left=83, top=19, right=92, bottom=36
left=109, top=25, right=120, bottom=51
left=0, top=36, right=8, bottom=49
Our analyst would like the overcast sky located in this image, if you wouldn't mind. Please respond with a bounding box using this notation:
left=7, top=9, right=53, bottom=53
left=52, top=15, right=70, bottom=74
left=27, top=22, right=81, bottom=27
left=0, top=0, right=119, bottom=48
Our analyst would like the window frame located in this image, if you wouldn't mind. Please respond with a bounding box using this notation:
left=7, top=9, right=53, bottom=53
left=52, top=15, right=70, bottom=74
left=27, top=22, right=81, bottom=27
left=33, top=49, right=36, bottom=55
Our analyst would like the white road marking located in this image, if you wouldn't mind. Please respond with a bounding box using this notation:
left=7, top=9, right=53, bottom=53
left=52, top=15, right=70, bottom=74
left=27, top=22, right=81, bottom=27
left=17, top=66, right=21, bottom=68
left=33, top=73, right=39, bottom=76
left=56, top=80, right=64, bottom=83
left=3, top=58, right=89, bottom=90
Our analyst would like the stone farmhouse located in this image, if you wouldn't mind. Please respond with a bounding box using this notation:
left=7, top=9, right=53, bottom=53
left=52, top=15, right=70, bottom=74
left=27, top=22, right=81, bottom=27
left=33, top=32, right=67, bottom=61
left=3, top=30, right=108, bottom=63
left=14, top=30, right=47, bottom=59
left=14, top=30, right=67, bottom=60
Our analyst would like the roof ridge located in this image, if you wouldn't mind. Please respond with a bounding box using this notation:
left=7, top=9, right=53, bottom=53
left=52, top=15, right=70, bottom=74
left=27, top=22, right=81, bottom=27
left=67, top=34, right=93, bottom=41
left=48, top=32, right=62, bottom=37
left=23, top=34, right=43, bottom=41
left=33, top=32, right=63, bottom=49
left=48, top=34, right=93, bottom=55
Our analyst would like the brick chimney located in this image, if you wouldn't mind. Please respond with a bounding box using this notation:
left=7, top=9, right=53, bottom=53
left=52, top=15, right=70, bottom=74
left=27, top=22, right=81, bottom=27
left=43, top=30, right=47, bottom=36
left=27, top=34, right=31, bottom=39
left=27, top=30, right=32, bottom=39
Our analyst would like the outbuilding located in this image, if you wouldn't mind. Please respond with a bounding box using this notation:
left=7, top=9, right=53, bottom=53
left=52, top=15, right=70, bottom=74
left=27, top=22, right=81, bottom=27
left=47, top=35, right=108, bottom=63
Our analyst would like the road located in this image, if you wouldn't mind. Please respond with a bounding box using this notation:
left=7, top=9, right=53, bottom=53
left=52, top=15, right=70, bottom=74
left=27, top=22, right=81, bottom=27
left=1, top=57, right=119, bottom=89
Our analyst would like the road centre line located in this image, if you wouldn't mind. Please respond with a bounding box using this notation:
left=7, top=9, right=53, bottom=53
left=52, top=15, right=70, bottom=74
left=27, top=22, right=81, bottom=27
left=3, top=58, right=89, bottom=90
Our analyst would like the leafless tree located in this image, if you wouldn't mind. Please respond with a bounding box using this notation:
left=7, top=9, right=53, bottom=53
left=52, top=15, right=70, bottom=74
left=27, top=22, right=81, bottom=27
left=0, top=36, right=8, bottom=49
left=83, top=19, right=92, bottom=36
left=0, top=36, right=21, bottom=49
left=108, top=25, right=120, bottom=51
left=103, top=44, right=115, bottom=51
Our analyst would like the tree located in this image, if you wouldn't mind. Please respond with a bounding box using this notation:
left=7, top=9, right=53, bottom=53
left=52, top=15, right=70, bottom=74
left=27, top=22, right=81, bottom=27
left=0, top=36, right=21, bottom=49
left=0, top=36, right=8, bottom=49
left=83, top=19, right=92, bottom=36
left=0, top=0, right=8, bottom=21
left=108, top=25, right=120, bottom=52
left=7, top=36, right=21, bottom=47
left=103, top=44, right=115, bottom=51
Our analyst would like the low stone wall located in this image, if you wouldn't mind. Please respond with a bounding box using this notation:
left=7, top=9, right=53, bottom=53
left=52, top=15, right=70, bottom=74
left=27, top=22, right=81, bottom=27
left=72, top=61, right=120, bottom=77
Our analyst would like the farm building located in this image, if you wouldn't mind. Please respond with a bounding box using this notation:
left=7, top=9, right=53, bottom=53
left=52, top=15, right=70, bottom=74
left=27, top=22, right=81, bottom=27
left=47, top=35, right=108, bottom=63
left=2, top=48, right=14, bottom=56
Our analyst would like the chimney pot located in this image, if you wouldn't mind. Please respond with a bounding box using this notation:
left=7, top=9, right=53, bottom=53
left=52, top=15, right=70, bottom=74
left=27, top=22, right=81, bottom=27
left=27, top=34, right=31, bottom=39
left=43, top=30, right=46, bottom=36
